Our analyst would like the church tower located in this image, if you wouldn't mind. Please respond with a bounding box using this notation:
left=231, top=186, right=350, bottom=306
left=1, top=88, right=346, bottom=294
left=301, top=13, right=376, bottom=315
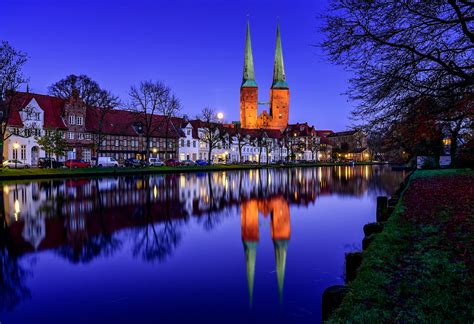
left=269, top=23, right=290, bottom=131
left=240, top=22, right=258, bottom=129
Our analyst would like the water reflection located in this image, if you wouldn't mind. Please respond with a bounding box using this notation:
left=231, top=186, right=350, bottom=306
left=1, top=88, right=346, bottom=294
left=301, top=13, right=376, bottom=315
left=0, top=165, right=405, bottom=314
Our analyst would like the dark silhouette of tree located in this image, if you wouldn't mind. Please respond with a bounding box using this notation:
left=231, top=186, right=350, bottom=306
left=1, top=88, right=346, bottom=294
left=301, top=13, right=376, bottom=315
left=0, top=41, right=28, bottom=163
left=197, top=107, right=221, bottom=164
left=321, top=1, right=474, bottom=137
left=48, top=74, right=119, bottom=164
left=128, top=80, right=180, bottom=160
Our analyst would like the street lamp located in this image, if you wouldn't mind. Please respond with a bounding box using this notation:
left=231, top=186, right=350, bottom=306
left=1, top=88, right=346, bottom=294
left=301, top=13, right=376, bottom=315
left=13, top=142, right=19, bottom=168
left=217, top=112, right=224, bottom=122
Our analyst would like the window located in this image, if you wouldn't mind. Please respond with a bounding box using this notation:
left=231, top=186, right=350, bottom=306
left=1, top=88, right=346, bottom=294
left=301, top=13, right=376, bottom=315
left=187, top=140, right=190, bottom=147
left=34, top=128, right=41, bottom=137
left=12, top=147, right=18, bottom=160
left=68, top=132, right=74, bottom=140
left=69, top=115, right=75, bottom=125
left=20, top=145, right=26, bottom=160
left=187, top=129, right=191, bottom=136
left=82, top=149, right=91, bottom=161
left=76, top=116, right=84, bottom=125
left=115, top=139, right=120, bottom=147
left=84, top=133, right=91, bottom=140
left=193, top=140, right=196, bottom=148
left=123, top=139, right=127, bottom=146
left=78, top=133, right=84, bottom=140
left=181, top=139, right=185, bottom=147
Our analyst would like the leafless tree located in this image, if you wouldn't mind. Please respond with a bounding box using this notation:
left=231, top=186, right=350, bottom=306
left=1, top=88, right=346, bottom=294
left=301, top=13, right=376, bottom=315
left=197, top=107, right=221, bottom=164
left=48, top=74, right=109, bottom=107
left=129, top=80, right=180, bottom=160
left=321, top=1, right=474, bottom=135
left=0, top=41, right=28, bottom=163
left=233, top=126, right=250, bottom=163
left=91, top=90, right=120, bottom=164
left=49, top=74, right=119, bottom=163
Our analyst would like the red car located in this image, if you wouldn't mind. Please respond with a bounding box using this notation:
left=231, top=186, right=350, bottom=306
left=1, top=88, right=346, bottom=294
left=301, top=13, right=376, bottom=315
left=165, top=159, right=182, bottom=167
left=65, top=159, right=91, bottom=168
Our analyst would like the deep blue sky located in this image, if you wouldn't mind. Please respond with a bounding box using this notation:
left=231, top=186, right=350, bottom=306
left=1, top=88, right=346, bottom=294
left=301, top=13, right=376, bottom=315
left=1, top=0, right=353, bottom=131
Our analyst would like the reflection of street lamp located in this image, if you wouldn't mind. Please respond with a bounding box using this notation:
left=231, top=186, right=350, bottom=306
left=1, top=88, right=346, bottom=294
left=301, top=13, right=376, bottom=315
left=13, top=142, right=19, bottom=168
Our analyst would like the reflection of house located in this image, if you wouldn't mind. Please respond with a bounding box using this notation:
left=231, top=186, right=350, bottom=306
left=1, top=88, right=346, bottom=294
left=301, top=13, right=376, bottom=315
left=1, top=166, right=403, bottom=259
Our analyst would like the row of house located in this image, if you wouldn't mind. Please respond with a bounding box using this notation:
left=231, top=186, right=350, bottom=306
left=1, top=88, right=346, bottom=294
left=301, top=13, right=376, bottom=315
left=2, top=91, right=368, bottom=166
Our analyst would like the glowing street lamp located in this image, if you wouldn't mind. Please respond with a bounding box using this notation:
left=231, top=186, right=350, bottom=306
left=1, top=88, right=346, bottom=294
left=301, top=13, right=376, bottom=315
left=217, top=112, right=224, bottom=121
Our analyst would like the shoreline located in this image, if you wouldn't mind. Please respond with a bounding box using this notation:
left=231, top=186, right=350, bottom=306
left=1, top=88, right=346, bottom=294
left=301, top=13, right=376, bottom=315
left=327, top=168, right=474, bottom=322
left=0, top=161, right=389, bottom=182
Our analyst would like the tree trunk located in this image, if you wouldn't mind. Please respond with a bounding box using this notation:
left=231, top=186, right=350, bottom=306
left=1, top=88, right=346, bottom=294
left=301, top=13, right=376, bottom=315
left=450, top=131, right=459, bottom=167
left=208, top=146, right=212, bottom=164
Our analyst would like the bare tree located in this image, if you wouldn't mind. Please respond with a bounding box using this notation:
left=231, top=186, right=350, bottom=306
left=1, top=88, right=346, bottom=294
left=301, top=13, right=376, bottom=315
left=48, top=74, right=108, bottom=107
left=129, top=81, right=180, bottom=161
left=321, top=1, right=474, bottom=135
left=234, top=126, right=250, bottom=163
left=90, top=90, right=120, bottom=164
left=0, top=41, right=28, bottom=163
left=156, top=89, right=181, bottom=160
left=197, top=107, right=221, bottom=164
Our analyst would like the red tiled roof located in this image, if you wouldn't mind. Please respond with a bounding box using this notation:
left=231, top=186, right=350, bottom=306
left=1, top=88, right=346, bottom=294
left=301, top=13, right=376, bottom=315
left=86, top=108, right=184, bottom=138
left=7, top=92, right=67, bottom=129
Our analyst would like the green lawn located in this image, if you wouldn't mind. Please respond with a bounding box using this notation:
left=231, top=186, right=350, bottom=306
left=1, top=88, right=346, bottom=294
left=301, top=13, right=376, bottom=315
left=329, top=169, right=474, bottom=322
left=0, top=161, right=383, bottom=181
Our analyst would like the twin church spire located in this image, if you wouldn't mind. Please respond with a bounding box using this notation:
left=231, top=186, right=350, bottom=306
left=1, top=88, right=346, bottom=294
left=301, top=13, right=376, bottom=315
left=242, top=21, right=288, bottom=89
left=240, top=20, right=289, bottom=131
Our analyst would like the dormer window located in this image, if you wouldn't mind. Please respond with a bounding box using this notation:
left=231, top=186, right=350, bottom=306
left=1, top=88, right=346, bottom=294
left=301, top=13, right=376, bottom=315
left=76, top=116, right=84, bottom=125
left=69, top=115, right=76, bottom=125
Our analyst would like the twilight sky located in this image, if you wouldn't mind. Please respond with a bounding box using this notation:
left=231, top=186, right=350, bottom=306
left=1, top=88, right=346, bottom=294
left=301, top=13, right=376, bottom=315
left=1, top=0, right=354, bottom=131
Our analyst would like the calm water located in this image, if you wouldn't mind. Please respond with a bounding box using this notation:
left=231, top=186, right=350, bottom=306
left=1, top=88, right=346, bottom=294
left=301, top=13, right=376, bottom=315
left=0, top=166, right=405, bottom=323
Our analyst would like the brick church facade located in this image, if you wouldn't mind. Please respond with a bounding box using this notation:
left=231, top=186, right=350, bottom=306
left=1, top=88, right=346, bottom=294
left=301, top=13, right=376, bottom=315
left=240, top=22, right=289, bottom=131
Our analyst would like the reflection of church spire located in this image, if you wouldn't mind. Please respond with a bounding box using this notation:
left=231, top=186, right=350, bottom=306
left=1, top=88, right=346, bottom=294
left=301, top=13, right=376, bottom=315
left=244, top=241, right=257, bottom=305
left=270, top=197, right=291, bottom=303
left=274, top=239, right=288, bottom=303
left=241, top=200, right=259, bottom=306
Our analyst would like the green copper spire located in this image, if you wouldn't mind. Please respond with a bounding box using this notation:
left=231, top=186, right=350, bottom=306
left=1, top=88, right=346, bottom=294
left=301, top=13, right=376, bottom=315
left=274, top=240, right=288, bottom=304
left=272, top=22, right=288, bottom=89
left=243, top=241, right=257, bottom=306
left=242, top=21, right=257, bottom=87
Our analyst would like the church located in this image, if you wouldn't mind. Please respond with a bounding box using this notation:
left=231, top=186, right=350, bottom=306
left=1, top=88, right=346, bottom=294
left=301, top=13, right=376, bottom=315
left=240, top=22, right=290, bottom=131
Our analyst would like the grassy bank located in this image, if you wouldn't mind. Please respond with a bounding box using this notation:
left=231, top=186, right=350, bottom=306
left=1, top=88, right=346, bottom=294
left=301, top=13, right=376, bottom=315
left=329, top=169, right=474, bottom=322
left=0, top=161, right=384, bottom=181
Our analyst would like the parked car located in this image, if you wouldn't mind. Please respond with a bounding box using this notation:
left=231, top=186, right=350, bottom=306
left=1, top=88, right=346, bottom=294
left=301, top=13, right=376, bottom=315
left=148, top=157, right=165, bottom=166
left=65, top=159, right=91, bottom=168
left=181, top=159, right=196, bottom=166
left=97, top=156, right=119, bottom=167
left=38, top=157, right=64, bottom=168
left=165, top=159, right=181, bottom=167
left=124, top=158, right=145, bottom=168
left=195, top=159, right=209, bottom=166
left=2, top=159, right=30, bottom=169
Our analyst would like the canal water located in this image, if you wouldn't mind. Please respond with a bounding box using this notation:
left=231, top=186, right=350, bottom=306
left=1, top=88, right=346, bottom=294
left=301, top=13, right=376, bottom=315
left=0, top=165, right=405, bottom=323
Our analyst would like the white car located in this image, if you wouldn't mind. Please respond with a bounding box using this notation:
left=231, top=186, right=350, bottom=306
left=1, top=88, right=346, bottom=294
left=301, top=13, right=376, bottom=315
left=3, top=159, right=30, bottom=169
left=96, top=156, right=119, bottom=167
left=148, top=157, right=165, bottom=166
